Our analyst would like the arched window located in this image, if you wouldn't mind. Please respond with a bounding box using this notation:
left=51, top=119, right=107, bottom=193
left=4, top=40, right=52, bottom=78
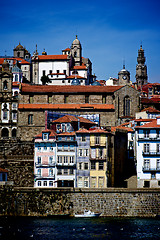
left=49, top=169, right=53, bottom=176
left=74, top=51, right=77, bottom=57
left=12, top=129, right=17, bottom=138
left=3, top=109, right=8, bottom=120
left=1, top=128, right=9, bottom=138
left=14, top=91, right=18, bottom=96
left=124, top=96, right=131, bottom=116
left=3, top=81, right=7, bottom=90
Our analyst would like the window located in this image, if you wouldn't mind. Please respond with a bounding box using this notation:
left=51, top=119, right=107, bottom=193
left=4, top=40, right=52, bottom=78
left=70, top=145, right=74, bottom=151
left=85, top=95, right=89, bottom=103
left=84, top=149, right=89, bottom=157
left=12, top=129, right=17, bottom=138
left=38, top=181, right=41, bottom=186
left=157, top=159, right=160, bottom=169
left=37, top=157, right=41, bottom=164
left=58, top=144, right=62, bottom=151
left=157, top=144, right=160, bottom=153
left=62, top=123, right=65, bottom=132
left=44, top=146, right=47, bottom=151
left=144, top=181, right=150, bottom=188
left=70, top=156, right=74, bottom=164
left=50, top=146, right=53, bottom=152
left=74, top=51, right=77, bottom=57
left=64, top=156, right=68, bottom=164
left=49, top=70, right=52, bottom=74
left=69, top=169, right=74, bottom=175
left=37, top=169, right=41, bottom=176
left=151, top=173, right=156, bottom=179
left=64, top=145, right=68, bottom=151
left=84, top=163, right=88, bottom=170
left=144, top=130, right=149, bottom=138
left=63, top=70, right=66, bottom=75
left=29, top=96, right=33, bottom=103
left=91, top=161, right=96, bottom=170
left=48, top=95, right=52, bottom=103
left=99, top=161, right=104, bottom=170
left=157, top=130, right=160, bottom=138
left=43, top=133, right=48, bottom=141
left=124, top=96, right=130, bottom=116
left=49, top=181, right=53, bottom=186
left=57, top=169, right=62, bottom=175
left=57, top=156, right=62, bottom=163
left=43, top=181, right=47, bottom=186
left=38, top=147, right=41, bottom=152
left=12, top=112, right=17, bottom=120
left=79, top=162, right=82, bottom=170
left=95, top=135, right=100, bottom=145
left=28, top=114, right=33, bottom=124
left=102, top=95, right=106, bottom=104
left=99, top=149, right=103, bottom=158
left=91, top=177, right=96, bottom=188
left=144, top=143, right=149, bottom=153
left=3, top=110, right=8, bottom=120
left=43, top=70, right=46, bottom=76
left=64, top=95, right=68, bottom=103
left=78, top=177, right=83, bottom=187
left=144, top=159, right=150, bottom=170
left=57, top=70, right=59, bottom=73
left=98, top=177, right=104, bottom=188
left=82, top=135, right=86, bottom=142
left=49, top=157, right=53, bottom=164
left=84, top=177, right=89, bottom=187
left=49, top=169, right=53, bottom=176
left=79, top=149, right=83, bottom=157
left=15, top=74, right=18, bottom=82
left=1, top=128, right=9, bottom=138
left=64, top=169, right=68, bottom=175
left=3, top=81, right=7, bottom=90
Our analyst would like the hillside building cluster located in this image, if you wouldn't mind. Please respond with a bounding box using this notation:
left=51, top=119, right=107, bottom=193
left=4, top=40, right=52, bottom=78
left=0, top=36, right=160, bottom=189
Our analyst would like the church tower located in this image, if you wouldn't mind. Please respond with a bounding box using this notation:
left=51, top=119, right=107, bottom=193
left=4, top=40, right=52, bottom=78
left=118, top=64, right=130, bottom=85
left=135, top=45, right=148, bottom=88
left=70, top=35, right=82, bottom=66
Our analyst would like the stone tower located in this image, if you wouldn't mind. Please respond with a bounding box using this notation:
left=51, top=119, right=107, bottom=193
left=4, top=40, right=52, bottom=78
left=135, top=45, right=148, bottom=88
left=70, top=35, right=82, bottom=66
left=118, top=64, right=130, bottom=85
left=32, top=45, right=39, bottom=84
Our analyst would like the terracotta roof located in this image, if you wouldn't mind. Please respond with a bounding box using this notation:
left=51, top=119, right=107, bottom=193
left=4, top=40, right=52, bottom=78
left=111, top=126, right=134, bottom=133
left=0, top=168, right=8, bottom=173
left=62, top=48, right=70, bottom=51
left=52, top=115, right=96, bottom=125
left=57, top=131, right=75, bottom=136
left=67, top=75, right=86, bottom=79
left=72, top=65, right=87, bottom=70
left=76, top=128, right=108, bottom=134
left=37, top=55, right=68, bottom=60
left=18, top=103, right=115, bottom=110
left=21, top=84, right=122, bottom=93
left=141, top=107, right=160, bottom=113
left=141, top=97, right=160, bottom=104
left=0, top=58, right=29, bottom=65
left=135, top=119, right=160, bottom=129
left=135, top=119, right=152, bottom=122
left=35, top=129, right=57, bottom=138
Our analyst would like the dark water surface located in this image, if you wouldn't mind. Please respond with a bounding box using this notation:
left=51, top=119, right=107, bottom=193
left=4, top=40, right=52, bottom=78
left=0, top=216, right=160, bottom=240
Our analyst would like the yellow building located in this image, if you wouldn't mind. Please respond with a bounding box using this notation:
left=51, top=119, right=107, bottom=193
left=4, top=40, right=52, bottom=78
left=89, top=128, right=108, bottom=188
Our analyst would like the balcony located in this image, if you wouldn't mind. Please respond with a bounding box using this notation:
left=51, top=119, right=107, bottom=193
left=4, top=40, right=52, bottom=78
left=35, top=174, right=55, bottom=180
left=90, top=141, right=106, bottom=147
left=142, top=167, right=160, bottom=172
left=90, top=155, right=107, bottom=160
left=142, top=151, right=160, bottom=156
left=138, top=136, right=160, bottom=141
left=56, top=163, right=76, bottom=167
left=35, top=162, right=56, bottom=167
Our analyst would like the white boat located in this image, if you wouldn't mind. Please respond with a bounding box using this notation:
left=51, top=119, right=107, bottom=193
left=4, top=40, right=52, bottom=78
left=74, top=210, right=101, bottom=218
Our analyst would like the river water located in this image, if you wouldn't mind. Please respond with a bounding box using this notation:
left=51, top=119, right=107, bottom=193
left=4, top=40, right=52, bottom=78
left=0, top=216, right=160, bottom=240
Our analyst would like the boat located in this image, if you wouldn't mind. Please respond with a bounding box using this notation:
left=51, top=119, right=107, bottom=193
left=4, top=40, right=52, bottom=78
left=74, top=210, right=101, bottom=218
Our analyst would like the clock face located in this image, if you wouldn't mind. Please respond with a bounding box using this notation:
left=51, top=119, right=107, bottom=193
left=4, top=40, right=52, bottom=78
left=123, top=76, right=127, bottom=80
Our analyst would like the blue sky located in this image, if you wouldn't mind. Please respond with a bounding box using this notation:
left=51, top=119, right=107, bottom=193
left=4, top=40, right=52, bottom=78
left=1, top=0, right=160, bottom=83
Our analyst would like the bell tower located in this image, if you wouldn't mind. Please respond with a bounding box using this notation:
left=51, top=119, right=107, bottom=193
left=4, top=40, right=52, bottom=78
left=135, top=45, right=148, bottom=88
left=70, top=35, right=82, bottom=66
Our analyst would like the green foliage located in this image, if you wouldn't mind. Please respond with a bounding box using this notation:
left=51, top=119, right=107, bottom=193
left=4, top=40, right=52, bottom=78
left=40, top=75, right=51, bottom=85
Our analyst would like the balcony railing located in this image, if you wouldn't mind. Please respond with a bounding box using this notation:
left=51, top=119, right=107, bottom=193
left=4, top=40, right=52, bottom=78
left=56, top=163, right=76, bottom=167
left=90, top=155, right=107, bottom=160
left=142, top=167, right=160, bottom=172
left=35, top=162, right=56, bottom=167
left=142, top=151, right=160, bottom=156
left=90, top=141, right=106, bottom=147
left=35, top=174, right=55, bottom=180
left=138, top=136, right=160, bottom=140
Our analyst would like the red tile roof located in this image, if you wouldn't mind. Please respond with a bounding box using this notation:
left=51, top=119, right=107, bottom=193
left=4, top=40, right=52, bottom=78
left=135, top=119, right=153, bottom=122
left=12, top=82, right=20, bottom=86
left=21, top=84, right=122, bottom=93
left=135, top=119, right=160, bottom=129
left=37, top=55, right=68, bottom=60
left=67, top=75, right=86, bottom=79
left=18, top=103, right=115, bottom=110
left=52, top=115, right=96, bottom=125
left=62, top=48, right=70, bottom=51
left=35, top=129, right=57, bottom=138
left=0, top=58, right=30, bottom=65
left=111, top=126, right=134, bottom=133
left=76, top=128, right=108, bottom=134
left=141, top=107, right=160, bottom=113
left=0, top=168, right=8, bottom=173
left=72, top=65, right=87, bottom=70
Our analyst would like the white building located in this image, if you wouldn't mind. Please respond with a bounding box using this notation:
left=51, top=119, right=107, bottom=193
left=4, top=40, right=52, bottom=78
left=135, top=117, right=160, bottom=188
left=31, top=36, right=92, bottom=85
left=34, top=129, right=57, bottom=188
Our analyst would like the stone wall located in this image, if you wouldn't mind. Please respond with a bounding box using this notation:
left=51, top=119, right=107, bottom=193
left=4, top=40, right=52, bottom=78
left=1, top=187, right=160, bottom=217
